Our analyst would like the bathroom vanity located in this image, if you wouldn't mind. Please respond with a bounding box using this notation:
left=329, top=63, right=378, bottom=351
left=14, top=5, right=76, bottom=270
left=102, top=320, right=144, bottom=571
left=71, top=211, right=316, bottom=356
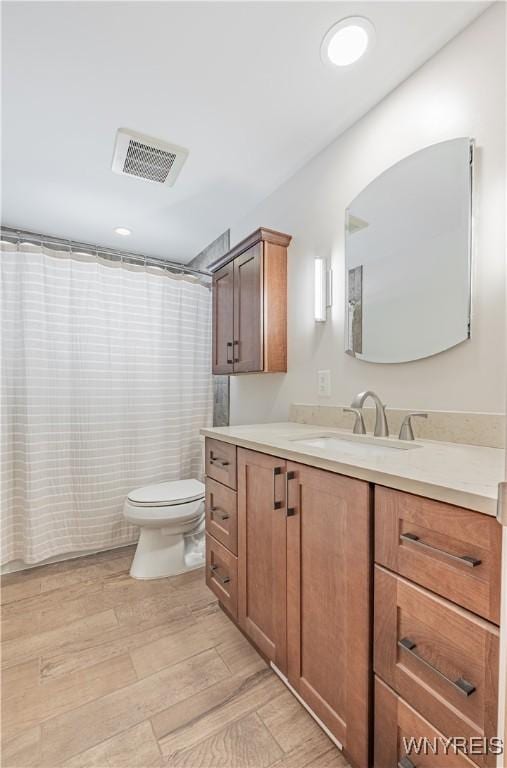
left=202, top=423, right=504, bottom=768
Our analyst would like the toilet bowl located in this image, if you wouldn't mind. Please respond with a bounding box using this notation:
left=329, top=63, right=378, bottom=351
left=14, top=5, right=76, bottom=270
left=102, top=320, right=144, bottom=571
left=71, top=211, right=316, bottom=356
left=123, top=479, right=205, bottom=579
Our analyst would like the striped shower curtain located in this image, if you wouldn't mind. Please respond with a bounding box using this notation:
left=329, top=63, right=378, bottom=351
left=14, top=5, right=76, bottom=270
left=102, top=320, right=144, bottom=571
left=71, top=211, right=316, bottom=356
left=1, top=241, right=213, bottom=565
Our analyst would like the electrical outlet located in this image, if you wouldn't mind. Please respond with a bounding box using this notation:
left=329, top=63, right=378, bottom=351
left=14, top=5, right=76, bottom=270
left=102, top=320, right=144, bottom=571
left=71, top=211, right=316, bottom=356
left=317, top=370, right=331, bottom=397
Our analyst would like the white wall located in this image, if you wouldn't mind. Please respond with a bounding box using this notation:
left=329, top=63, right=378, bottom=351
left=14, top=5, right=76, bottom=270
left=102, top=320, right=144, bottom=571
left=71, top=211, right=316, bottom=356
left=228, top=3, right=506, bottom=425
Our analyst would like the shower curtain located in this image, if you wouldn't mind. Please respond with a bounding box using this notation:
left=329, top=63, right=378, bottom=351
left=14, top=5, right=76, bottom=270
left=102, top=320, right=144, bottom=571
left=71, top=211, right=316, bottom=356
left=1, top=241, right=213, bottom=565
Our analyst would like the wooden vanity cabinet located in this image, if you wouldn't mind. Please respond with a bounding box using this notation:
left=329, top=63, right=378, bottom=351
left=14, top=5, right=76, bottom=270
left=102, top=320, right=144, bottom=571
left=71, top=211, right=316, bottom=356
left=211, top=228, right=291, bottom=375
left=207, top=441, right=372, bottom=767
left=237, top=449, right=371, bottom=766
left=286, top=462, right=371, bottom=768
left=237, top=448, right=288, bottom=673
left=205, top=438, right=502, bottom=768
left=374, top=489, right=502, bottom=768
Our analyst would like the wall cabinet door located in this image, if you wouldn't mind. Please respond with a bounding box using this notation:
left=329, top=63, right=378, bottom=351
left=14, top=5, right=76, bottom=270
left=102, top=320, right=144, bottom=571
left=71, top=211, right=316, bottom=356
left=212, top=263, right=234, bottom=374
left=211, top=228, right=290, bottom=375
left=237, top=447, right=287, bottom=673
left=286, top=462, right=371, bottom=768
left=233, top=243, right=263, bottom=373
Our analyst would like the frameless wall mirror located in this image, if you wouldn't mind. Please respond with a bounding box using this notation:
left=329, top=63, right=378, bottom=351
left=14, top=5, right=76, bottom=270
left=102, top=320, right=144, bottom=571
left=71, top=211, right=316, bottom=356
left=345, top=137, right=473, bottom=363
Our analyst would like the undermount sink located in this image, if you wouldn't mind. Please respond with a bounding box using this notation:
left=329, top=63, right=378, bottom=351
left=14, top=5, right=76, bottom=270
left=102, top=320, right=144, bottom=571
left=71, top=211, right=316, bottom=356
left=290, top=433, right=422, bottom=455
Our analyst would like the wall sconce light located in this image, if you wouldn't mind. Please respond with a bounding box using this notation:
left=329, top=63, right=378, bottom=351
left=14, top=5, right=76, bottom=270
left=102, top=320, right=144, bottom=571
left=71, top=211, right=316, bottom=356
left=314, top=258, right=333, bottom=322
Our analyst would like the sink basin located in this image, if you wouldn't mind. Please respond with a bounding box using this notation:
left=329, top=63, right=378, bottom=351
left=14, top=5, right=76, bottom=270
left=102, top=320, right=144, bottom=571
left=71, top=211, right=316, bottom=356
left=290, top=433, right=421, bottom=456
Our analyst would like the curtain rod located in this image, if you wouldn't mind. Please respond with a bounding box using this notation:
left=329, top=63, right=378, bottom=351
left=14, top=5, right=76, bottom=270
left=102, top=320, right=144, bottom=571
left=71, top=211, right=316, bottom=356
left=0, top=226, right=211, bottom=279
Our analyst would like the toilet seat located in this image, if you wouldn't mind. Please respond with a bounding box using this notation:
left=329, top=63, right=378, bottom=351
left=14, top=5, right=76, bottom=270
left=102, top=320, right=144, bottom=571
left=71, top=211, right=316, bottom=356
left=124, top=500, right=204, bottom=527
left=127, top=479, right=204, bottom=506
left=124, top=479, right=204, bottom=527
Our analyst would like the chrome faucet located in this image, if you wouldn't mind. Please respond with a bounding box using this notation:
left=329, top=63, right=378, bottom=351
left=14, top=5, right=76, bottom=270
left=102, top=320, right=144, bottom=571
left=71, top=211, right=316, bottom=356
left=350, top=390, right=389, bottom=437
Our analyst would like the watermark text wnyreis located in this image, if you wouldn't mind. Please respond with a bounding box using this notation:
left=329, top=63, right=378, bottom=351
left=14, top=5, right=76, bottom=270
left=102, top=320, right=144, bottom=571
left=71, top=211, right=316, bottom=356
left=403, top=737, right=504, bottom=757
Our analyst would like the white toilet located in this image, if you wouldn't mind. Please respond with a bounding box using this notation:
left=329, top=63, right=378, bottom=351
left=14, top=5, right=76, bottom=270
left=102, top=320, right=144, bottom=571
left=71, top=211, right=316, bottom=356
left=123, top=478, right=205, bottom=579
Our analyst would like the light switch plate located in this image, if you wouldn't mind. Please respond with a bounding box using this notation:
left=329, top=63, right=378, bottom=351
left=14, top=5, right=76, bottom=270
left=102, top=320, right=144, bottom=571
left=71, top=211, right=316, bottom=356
left=318, top=370, right=331, bottom=397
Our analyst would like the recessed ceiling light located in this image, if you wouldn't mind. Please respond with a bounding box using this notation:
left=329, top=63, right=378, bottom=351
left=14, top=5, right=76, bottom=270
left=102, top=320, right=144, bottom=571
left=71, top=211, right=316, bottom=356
left=114, top=227, right=131, bottom=236
left=322, top=17, right=375, bottom=68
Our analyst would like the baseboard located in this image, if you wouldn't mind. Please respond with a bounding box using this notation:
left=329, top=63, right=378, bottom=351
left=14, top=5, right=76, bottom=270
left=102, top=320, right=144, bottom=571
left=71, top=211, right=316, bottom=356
left=1, top=540, right=137, bottom=575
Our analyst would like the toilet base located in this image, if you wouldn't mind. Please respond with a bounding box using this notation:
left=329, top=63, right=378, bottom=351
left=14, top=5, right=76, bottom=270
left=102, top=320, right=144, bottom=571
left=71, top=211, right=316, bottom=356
left=129, top=526, right=204, bottom=580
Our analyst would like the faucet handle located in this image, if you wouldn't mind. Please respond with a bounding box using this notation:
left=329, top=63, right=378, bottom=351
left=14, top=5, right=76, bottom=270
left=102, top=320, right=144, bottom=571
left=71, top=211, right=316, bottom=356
left=343, top=407, right=366, bottom=435
left=399, top=412, right=428, bottom=441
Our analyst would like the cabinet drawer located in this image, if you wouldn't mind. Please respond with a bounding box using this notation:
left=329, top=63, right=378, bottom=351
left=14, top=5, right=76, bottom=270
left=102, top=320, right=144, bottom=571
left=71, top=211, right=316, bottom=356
left=375, top=486, right=501, bottom=623
left=205, top=534, right=238, bottom=619
left=205, top=438, right=237, bottom=490
left=375, top=677, right=481, bottom=768
left=375, top=567, right=499, bottom=767
left=205, top=477, right=237, bottom=555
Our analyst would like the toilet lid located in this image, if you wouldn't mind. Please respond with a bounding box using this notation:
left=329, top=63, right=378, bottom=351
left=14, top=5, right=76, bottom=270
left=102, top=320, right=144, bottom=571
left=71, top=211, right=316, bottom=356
left=127, top=479, right=205, bottom=506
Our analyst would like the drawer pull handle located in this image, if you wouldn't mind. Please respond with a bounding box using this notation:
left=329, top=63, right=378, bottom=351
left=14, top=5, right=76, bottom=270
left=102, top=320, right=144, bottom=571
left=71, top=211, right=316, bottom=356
left=209, top=455, right=230, bottom=468
left=398, top=758, right=416, bottom=768
left=400, top=532, right=481, bottom=568
left=398, top=638, right=476, bottom=697
left=210, top=506, right=229, bottom=521
left=209, top=564, right=230, bottom=584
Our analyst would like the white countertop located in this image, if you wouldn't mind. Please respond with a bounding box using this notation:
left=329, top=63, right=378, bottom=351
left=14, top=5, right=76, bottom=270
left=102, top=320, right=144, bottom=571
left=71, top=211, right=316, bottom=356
left=201, top=422, right=505, bottom=516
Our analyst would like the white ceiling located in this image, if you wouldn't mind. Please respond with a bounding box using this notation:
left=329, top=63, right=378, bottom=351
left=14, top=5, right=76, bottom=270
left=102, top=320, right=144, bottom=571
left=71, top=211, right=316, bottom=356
left=2, top=1, right=488, bottom=263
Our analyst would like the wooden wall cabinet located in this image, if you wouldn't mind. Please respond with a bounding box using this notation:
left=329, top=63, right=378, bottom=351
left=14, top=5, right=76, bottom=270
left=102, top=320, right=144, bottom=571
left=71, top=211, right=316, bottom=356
left=211, top=228, right=291, bottom=374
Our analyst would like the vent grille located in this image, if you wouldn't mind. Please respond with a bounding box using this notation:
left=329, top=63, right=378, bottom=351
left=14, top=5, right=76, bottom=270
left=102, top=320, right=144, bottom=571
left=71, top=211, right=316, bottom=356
left=112, top=129, right=188, bottom=186
left=123, top=140, right=177, bottom=183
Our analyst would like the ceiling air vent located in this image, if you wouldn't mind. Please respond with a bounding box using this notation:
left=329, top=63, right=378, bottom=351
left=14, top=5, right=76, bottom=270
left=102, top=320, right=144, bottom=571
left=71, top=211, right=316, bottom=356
left=112, top=128, right=188, bottom=186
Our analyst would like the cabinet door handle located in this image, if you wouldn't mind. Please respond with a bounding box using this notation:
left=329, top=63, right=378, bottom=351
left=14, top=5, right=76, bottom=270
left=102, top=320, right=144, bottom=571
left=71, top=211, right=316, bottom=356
left=226, top=342, right=233, bottom=365
left=398, top=638, right=476, bottom=696
left=210, top=506, right=229, bottom=521
left=287, top=470, right=297, bottom=517
left=398, top=758, right=416, bottom=768
left=233, top=340, right=239, bottom=364
left=400, top=532, right=481, bottom=568
left=209, top=564, right=230, bottom=584
left=273, top=466, right=284, bottom=510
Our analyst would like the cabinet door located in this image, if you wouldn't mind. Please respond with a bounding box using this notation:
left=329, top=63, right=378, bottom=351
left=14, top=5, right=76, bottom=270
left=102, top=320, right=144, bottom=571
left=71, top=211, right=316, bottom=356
left=233, top=243, right=263, bottom=373
left=237, top=448, right=287, bottom=672
left=286, top=462, right=371, bottom=768
left=212, top=263, right=234, bottom=374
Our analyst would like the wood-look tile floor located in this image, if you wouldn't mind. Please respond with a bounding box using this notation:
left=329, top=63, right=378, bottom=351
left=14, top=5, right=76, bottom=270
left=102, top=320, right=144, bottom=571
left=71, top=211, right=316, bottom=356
left=1, top=546, right=349, bottom=768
